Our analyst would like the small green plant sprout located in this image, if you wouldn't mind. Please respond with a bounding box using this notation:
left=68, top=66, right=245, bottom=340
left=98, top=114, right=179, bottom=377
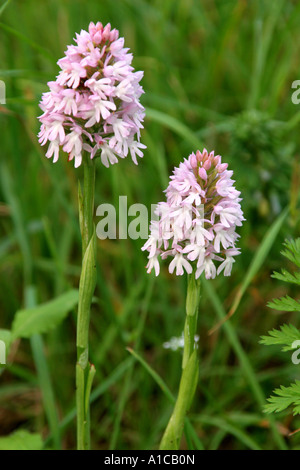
left=260, top=238, right=300, bottom=416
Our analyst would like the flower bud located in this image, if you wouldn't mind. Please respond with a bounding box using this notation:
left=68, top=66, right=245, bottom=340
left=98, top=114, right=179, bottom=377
left=198, top=167, right=207, bottom=180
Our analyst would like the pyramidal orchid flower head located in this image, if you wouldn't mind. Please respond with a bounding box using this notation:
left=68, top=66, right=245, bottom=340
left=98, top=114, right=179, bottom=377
left=38, top=22, right=146, bottom=168
left=142, top=149, right=245, bottom=280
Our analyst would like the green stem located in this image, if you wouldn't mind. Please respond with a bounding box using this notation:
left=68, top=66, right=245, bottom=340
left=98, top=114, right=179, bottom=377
left=159, top=275, right=201, bottom=450
left=82, top=160, right=96, bottom=256
left=76, top=157, right=96, bottom=450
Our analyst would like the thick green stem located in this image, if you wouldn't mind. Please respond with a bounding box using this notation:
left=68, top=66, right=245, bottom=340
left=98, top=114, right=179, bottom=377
left=159, top=276, right=201, bottom=450
left=76, top=157, right=96, bottom=450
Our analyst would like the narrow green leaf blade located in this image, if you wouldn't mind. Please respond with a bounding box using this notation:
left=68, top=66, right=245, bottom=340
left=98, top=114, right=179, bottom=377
left=146, top=107, right=204, bottom=150
left=228, top=207, right=288, bottom=318
left=77, top=230, right=97, bottom=350
left=0, top=0, right=11, bottom=17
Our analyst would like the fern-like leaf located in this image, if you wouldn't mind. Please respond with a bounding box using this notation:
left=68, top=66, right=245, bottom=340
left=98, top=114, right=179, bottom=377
left=260, top=324, right=300, bottom=352
left=280, top=238, right=300, bottom=268
left=264, top=381, right=300, bottom=415
left=267, top=295, right=300, bottom=312
left=271, top=269, right=300, bottom=286
left=261, top=238, right=300, bottom=418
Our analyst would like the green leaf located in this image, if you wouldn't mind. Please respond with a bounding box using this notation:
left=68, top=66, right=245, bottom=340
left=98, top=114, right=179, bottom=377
left=181, top=350, right=199, bottom=411
left=272, top=269, right=300, bottom=286
left=205, top=279, right=287, bottom=449
left=270, top=239, right=300, bottom=286
left=77, top=230, right=97, bottom=351
left=11, top=289, right=79, bottom=340
left=217, top=207, right=288, bottom=325
left=261, top=238, right=300, bottom=419
left=127, top=347, right=174, bottom=403
left=280, top=238, right=300, bottom=268
left=264, top=381, right=300, bottom=416
left=267, top=295, right=300, bottom=312
left=260, top=324, right=300, bottom=352
left=186, top=276, right=201, bottom=317
left=0, top=430, right=43, bottom=450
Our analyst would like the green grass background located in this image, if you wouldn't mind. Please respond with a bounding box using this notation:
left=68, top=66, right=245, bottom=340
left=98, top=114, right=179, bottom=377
left=0, top=0, right=300, bottom=450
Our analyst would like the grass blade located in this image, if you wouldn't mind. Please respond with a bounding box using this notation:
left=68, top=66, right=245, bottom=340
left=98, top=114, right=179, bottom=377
left=209, top=207, right=289, bottom=334
left=204, top=279, right=287, bottom=450
left=127, top=347, right=205, bottom=450
left=146, top=107, right=204, bottom=150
